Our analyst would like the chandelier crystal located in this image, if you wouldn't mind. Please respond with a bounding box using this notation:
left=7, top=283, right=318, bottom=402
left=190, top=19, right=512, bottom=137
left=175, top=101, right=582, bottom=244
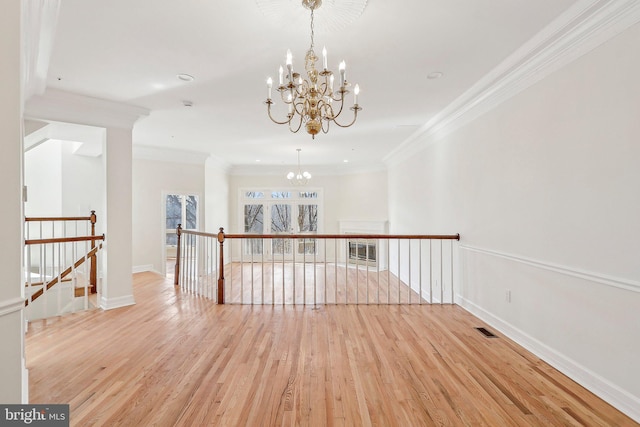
left=265, top=0, right=361, bottom=139
left=287, top=148, right=312, bottom=185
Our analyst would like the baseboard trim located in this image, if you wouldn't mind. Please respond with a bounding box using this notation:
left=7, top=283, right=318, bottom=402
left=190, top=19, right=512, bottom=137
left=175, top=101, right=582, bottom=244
left=460, top=244, right=640, bottom=293
left=457, top=296, right=640, bottom=423
left=99, top=294, right=135, bottom=310
left=132, top=264, right=158, bottom=274
left=0, top=297, right=25, bottom=317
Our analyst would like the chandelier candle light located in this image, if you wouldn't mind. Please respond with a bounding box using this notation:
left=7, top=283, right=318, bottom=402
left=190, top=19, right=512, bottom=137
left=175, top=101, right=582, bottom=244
left=265, top=0, right=361, bottom=139
left=287, top=148, right=312, bottom=185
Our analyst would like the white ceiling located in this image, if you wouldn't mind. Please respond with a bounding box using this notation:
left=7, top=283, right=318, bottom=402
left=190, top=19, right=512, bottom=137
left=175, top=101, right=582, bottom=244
left=45, top=0, right=577, bottom=172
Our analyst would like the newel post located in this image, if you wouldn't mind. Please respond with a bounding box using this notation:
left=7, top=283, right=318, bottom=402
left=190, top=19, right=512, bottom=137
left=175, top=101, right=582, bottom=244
left=174, top=224, right=182, bottom=286
left=90, top=210, right=97, bottom=291
left=217, top=227, right=225, bottom=304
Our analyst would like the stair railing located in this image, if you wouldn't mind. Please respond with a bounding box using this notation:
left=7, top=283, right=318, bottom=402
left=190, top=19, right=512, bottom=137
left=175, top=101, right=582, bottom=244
left=24, top=211, right=105, bottom=320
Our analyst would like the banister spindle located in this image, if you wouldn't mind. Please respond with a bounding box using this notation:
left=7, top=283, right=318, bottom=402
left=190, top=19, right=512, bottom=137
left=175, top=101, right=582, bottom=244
left=174, top=224, right=182, bottom=286
left=90, top=210, right=97, bottom=290
left=217, top=227, right=226, bottom=304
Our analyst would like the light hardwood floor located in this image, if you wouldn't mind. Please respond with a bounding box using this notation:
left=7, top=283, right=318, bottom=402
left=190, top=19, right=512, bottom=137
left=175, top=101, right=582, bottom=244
left=26, top=272, right=637, bottom=426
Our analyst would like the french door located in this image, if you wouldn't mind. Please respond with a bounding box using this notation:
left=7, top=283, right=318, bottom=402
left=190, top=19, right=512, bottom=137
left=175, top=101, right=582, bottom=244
left=242, top=190, right=320, bottom=260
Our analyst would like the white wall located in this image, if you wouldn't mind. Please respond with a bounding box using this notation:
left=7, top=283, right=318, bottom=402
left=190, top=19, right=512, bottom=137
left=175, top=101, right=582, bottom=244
left=229, top=170, right=388, bottom=234
left=24, top=139, right=105, bottom=222
left=61, top=141, right=104, bottom=220
left=204, top=157, right=230, bottom=234
left=132, top=157, right=205, bottom=274
left=387, top=23, right=640, bottom=419
left=24, top=140, right=62, bottom=216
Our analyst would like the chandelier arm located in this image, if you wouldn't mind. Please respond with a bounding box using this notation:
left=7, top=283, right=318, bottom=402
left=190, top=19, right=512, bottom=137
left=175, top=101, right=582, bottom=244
left=288, top=111, right=304, bottom=133
left=321, top=117, right=330, bottom=134
left=329, top=92, right=346, bottom=118
left=332, top=106, right=361, bottom=128
left=317, top=99, right=334, bottom=120
left=266, top=102, right=293, bottom=125
left=294, top=98, right=306, bottom=117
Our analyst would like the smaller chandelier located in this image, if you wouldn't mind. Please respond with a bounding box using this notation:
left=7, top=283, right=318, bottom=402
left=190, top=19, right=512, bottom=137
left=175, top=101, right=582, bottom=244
left=287, top=149, right=312, bottom=185
left=265, top=0, right=361, bottom=139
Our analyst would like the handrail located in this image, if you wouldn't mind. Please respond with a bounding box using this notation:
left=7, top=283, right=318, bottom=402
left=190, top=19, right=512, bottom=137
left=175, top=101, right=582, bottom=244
left=176, top=227, right=460, bottom=305
left=25, top=234, right=105, bottom=245
left=25, top=216, right=93, bottom=222
left=181, top=229, right=460, bottom=241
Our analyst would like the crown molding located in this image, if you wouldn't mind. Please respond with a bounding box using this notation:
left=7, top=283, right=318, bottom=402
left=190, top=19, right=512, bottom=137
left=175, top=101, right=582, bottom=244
left=22, top=0, right=60, bottom=100
left=384, top=0, right=640, bottom=167
left=229, top=162, right=386, bottom=177
left=24, top=89, right=149, bottom=130
left=133, top=144, right=211, bottom=166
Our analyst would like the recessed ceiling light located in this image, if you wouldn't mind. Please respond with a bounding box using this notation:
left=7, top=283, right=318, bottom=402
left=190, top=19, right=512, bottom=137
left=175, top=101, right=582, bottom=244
left=177, top=73, right=195, bottom=82
left=427, top=71, right=443, bottom=79
left=256, top=159, right=261, bottom=162
left=343, top=159, right=349, bottom=163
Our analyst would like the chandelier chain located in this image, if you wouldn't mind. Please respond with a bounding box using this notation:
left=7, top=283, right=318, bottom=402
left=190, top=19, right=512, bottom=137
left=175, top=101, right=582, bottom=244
left=310, top=8, right=315, bottom=50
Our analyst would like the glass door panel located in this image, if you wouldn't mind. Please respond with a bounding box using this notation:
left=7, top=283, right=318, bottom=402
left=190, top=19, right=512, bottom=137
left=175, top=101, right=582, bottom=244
left=297, top=204, right=318, bottom=255
left=165, top=195, right=182, bottom=246
left=244, top=204, right=264, bottom=256
left=271, top=204, right=292, bottom=257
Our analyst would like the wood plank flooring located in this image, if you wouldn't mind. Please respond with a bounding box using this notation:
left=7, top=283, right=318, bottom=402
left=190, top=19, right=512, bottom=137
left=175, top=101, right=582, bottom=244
left=26, top=272, right=637, bottom=426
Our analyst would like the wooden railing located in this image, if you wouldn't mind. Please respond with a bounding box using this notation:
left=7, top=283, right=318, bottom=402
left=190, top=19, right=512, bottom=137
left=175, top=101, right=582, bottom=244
left=24, top=211, right=105, bottom=319
left=175, top=226, right=460, bottom=305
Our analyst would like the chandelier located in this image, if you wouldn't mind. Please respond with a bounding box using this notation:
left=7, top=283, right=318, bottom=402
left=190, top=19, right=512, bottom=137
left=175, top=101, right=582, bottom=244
left=265, top=0, right=361, bottom=139
left=287, top=149, right=312, bottom=185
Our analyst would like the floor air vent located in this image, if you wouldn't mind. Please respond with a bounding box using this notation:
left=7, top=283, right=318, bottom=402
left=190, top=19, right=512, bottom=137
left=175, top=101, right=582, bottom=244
left=476, top=327, right=498, bottom=338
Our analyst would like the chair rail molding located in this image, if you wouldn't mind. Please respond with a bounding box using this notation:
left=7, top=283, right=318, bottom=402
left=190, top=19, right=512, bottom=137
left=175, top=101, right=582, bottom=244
left=0, top=297, right=26, bottom=317
left=460, top=244, right=640, bottom=293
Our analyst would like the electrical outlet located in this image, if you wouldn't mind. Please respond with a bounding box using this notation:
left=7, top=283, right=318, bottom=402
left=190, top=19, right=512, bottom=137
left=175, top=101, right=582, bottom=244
left=506, top=289, right=511, bottom=303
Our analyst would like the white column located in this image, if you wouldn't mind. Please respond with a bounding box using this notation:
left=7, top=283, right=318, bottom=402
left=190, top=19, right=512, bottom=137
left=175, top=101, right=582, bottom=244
left=24, top=90, right=148, bottom=310
left=100, top=127, right=135, bottom=309
left=0, top=0, right=27, bottom=403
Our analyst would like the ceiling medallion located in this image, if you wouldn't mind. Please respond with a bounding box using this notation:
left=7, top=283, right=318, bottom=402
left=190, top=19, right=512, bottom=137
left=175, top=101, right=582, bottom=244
left=264, top=0, right=361, bottom=139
